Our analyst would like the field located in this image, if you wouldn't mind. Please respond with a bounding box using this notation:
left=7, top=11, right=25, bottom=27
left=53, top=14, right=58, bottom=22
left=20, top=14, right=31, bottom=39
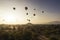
left=0, top=24, right=60, bottom=40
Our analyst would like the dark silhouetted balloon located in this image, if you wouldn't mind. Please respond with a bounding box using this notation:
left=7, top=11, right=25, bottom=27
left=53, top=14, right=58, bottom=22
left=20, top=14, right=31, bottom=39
left=33, top=9, right=36, bottom=10
left=25, top=7, right=28, bottom=10
left=27, top=19, right=30, bottom=22
left=42, top=11, right=44, bottom=13
left=26, top=13, right=28, bottom=15
left=33, top=14, right=36, bottom=16
left=13, top=7, right=16, bottom=10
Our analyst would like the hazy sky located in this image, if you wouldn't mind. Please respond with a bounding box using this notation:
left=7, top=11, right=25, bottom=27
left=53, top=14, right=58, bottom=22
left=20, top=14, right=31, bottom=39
left=0, top=0, right=60, bottom=24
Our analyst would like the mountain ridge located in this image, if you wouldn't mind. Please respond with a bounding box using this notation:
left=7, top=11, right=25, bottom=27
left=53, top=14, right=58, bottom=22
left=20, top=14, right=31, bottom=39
left=47, top=21, right=60, bottom=24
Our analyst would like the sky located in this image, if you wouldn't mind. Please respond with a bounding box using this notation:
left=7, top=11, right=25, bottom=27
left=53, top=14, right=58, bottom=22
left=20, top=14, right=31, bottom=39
left=0, top=0, right=60, bottom=24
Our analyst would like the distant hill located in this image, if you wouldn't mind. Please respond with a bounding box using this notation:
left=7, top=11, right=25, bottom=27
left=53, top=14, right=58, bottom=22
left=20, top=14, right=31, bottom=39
left=47, top=21, right=60, bottom=24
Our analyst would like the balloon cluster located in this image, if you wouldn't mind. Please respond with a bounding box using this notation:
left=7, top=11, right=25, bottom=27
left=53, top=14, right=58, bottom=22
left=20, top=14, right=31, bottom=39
left=25, top=6, right=45, bottom=23
left=12, top=6, right=44, bottom=23
left=25, top=7, right=36, bottom=23
left=42, top=11, right=44, bottom=13
left=25, top=7, right=36, bottom=16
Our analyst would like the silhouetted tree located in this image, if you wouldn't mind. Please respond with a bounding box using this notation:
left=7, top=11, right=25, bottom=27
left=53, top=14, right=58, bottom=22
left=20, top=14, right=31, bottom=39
left=50, top=37, right=58, bottom=40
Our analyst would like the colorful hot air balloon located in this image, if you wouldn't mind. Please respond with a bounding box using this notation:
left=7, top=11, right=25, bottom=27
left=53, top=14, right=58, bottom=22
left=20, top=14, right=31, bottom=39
left=13, top=7, right=16, bottom=10
left=42, top=11, right=44, bottom=13
left=25, top=7, right=28, bottom=10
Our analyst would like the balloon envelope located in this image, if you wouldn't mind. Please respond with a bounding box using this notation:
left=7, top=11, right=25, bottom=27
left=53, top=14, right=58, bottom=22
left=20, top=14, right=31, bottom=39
left=33, top=14, right=36, bottom=16
left=13, top=7, right=16, bottom=10
left=25, top=7, right=28, bottom=10
left=42, top=11, right=44, bottom=13
left=26, top=13, right=28, bottom=15
left=27, top=19, right=30, bottom=21
left=33, top=9, right=36, bottom=10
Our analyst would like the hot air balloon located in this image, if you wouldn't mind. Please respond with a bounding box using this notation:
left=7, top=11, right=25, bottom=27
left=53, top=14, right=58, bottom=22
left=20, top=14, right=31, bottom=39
left=26, top=13, right=28, bottom=15
left=27, top=19, right=30, bottom=23
left=25, top=7, right=28, bottom=10
left=42, top=11, right=44, bottom=13
left=13, top=7, right=16, bottom=10
left=33, top=14, right=36, bottom=16
left=33, top=8, right=36, bottom=10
